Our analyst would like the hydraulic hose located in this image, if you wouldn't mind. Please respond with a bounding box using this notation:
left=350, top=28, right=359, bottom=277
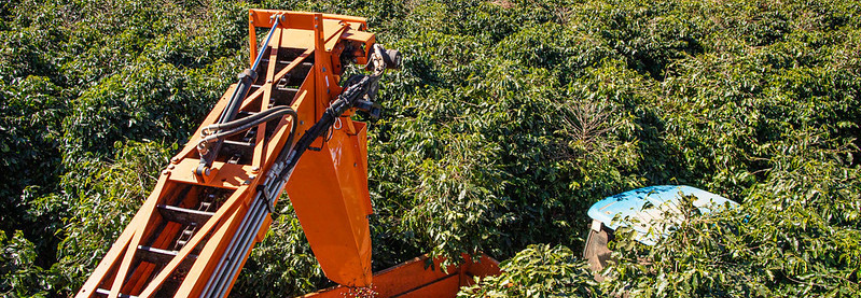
left=197, top=108, right=298, bottom=157
left=203, top=106, right=294, bottom=135
left=270, top=74, right=373, bottom=186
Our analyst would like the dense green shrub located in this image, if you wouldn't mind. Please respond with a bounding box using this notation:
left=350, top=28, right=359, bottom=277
left=1, top=0, right=859, bottom=297
left=458, top=244, right=597, bottom=297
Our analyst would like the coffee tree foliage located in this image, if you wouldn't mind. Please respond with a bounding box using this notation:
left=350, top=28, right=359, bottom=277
left=1, top=0, right=859, bottom=297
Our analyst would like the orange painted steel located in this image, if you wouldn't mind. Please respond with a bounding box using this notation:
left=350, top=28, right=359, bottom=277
left=76, top=10, right=383, bottom=298
left=298, top=254, right=502, bottom=298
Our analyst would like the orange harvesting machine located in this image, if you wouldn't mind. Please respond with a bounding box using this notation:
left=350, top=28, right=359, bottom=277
left=75, top=9, right=499, bottom=298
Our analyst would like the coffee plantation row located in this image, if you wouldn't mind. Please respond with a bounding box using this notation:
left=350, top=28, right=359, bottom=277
left=1, top=0, right=859, bottom=297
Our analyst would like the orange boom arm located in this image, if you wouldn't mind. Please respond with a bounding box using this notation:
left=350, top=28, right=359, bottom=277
left=75, top=9, right=400, bottom=298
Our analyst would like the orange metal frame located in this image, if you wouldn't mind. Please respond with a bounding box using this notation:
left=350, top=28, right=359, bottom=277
left=77, top=10, right=379, bottom=298
left=299, top=254, right=501, bottom=298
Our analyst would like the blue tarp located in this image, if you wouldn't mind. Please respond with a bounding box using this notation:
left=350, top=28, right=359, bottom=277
left=587, top=185, right=738, bottom=245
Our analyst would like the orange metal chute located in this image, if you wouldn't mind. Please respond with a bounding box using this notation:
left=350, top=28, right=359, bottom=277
left=75, top=9, right=390, bottom=298
left=286, top=119, right=374, bottom=286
